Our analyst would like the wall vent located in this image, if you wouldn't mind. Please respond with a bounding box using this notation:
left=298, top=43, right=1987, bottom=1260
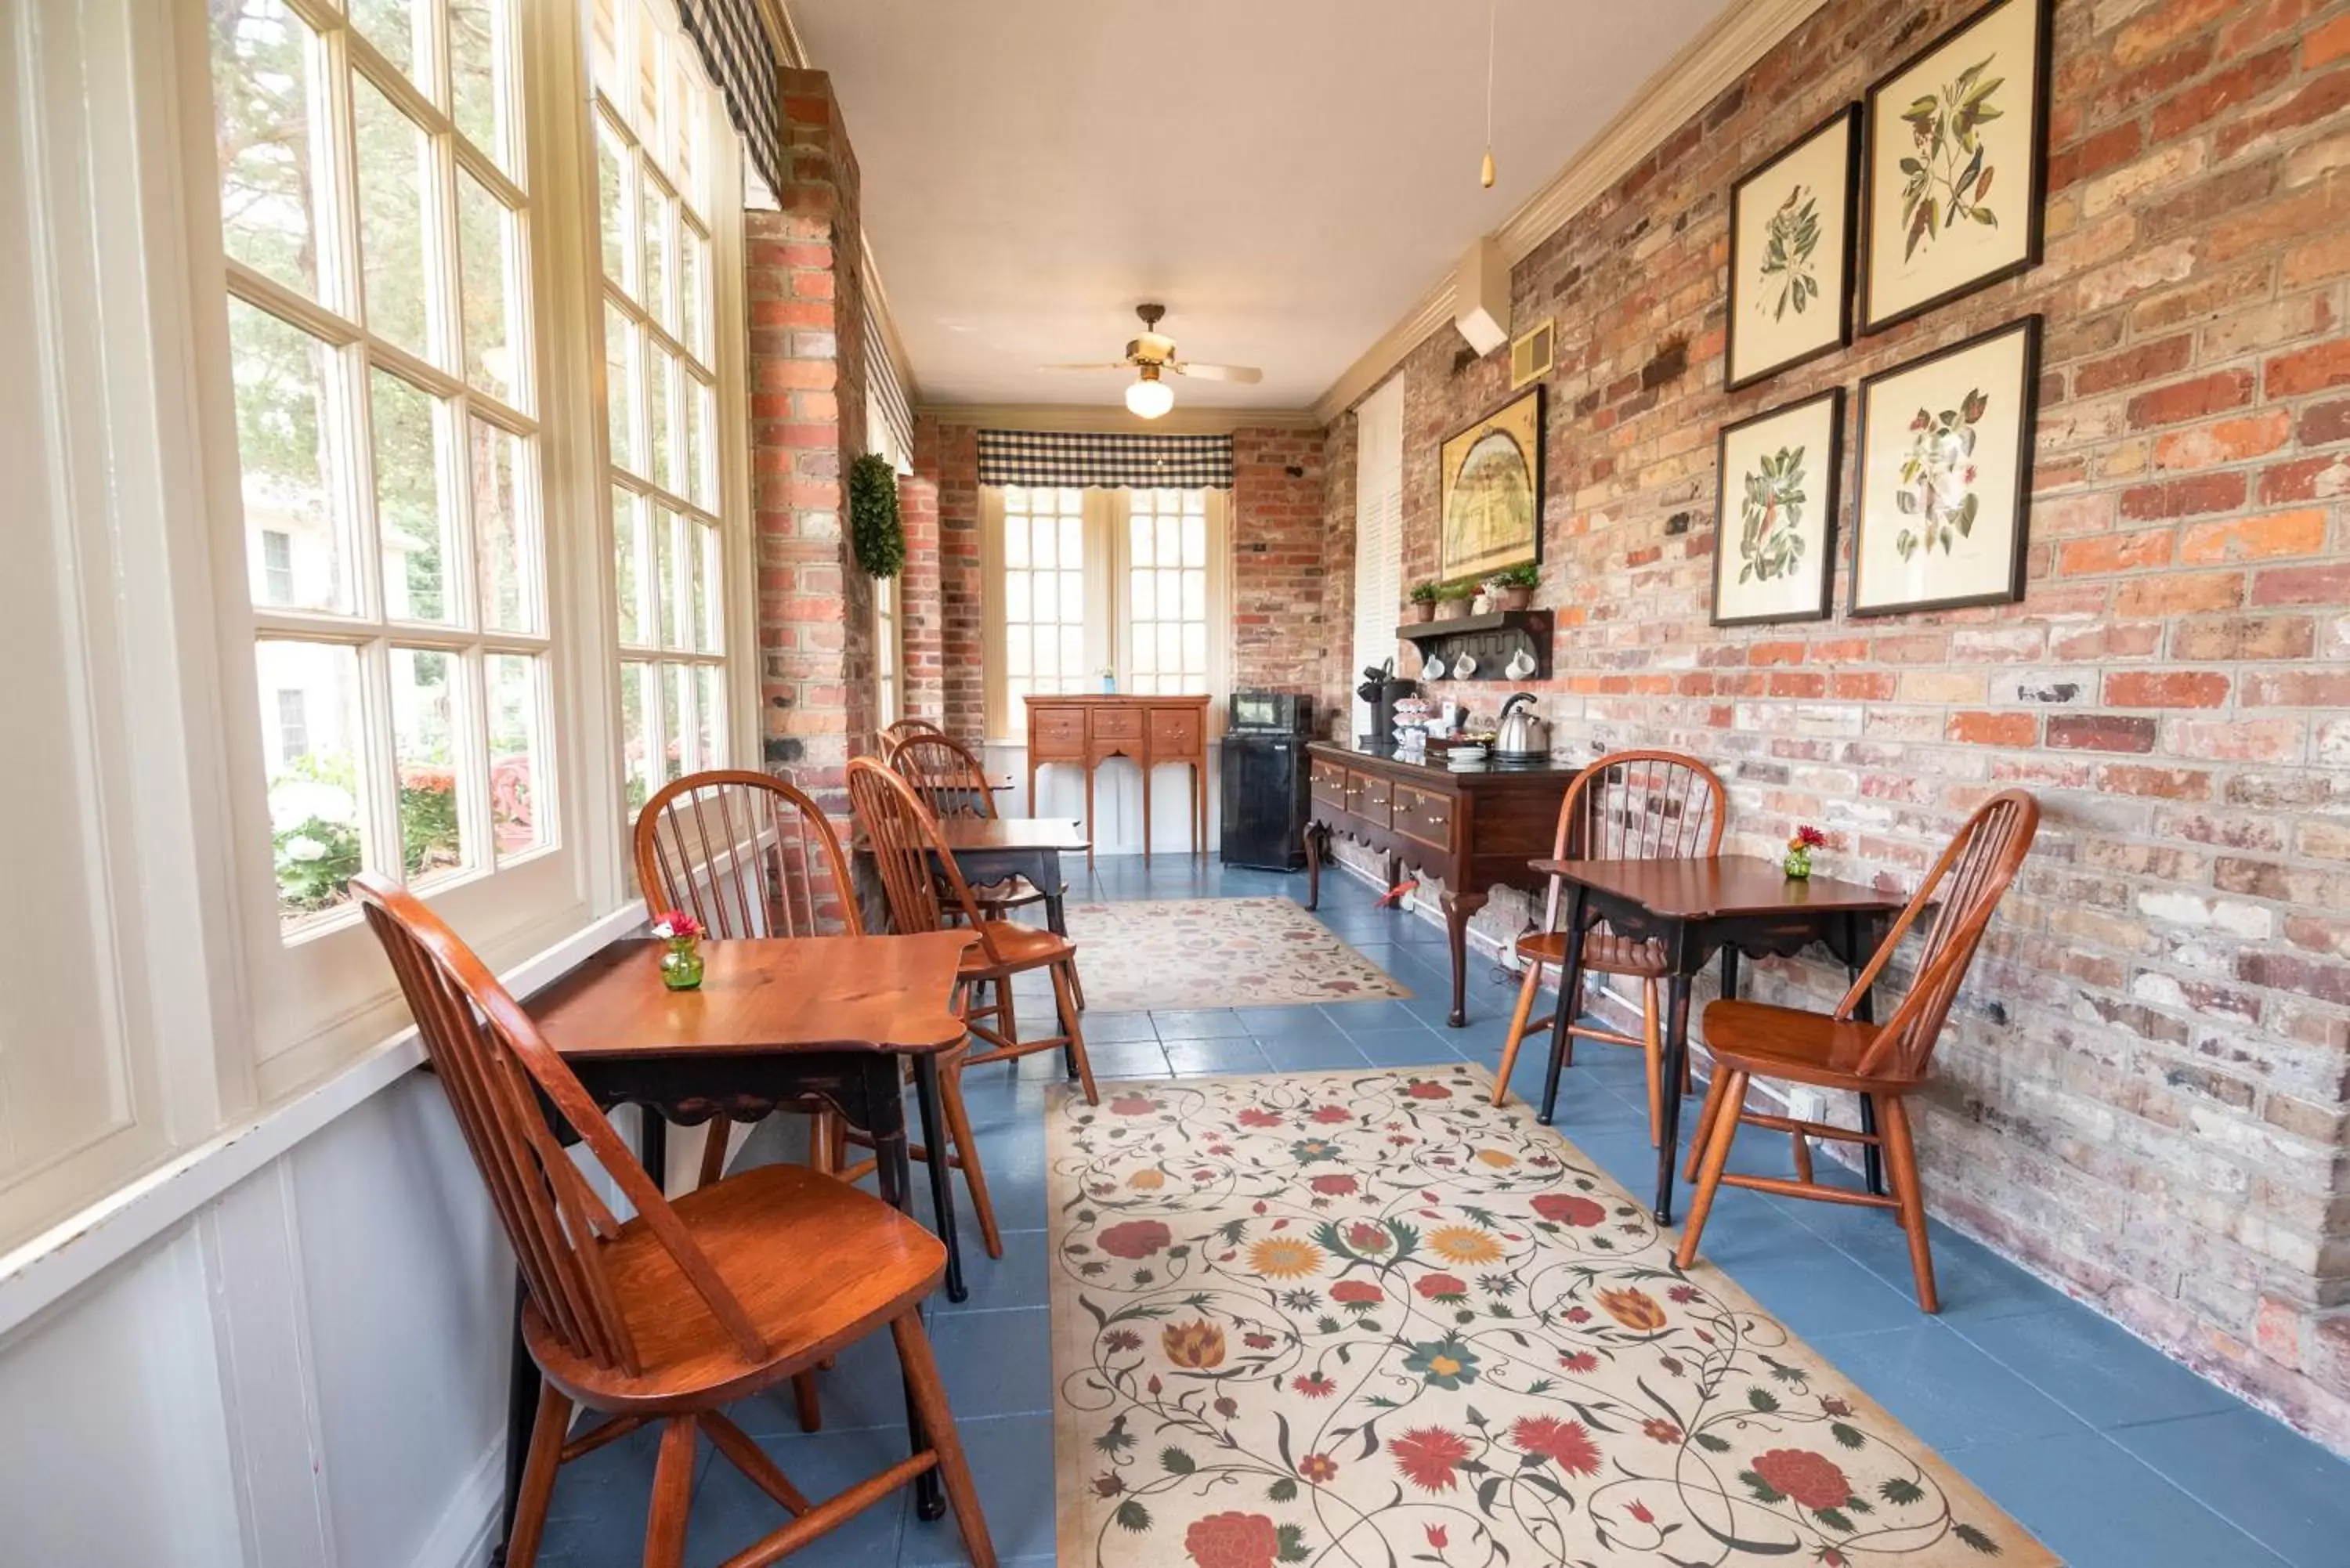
left=1509, top=320, right=1555, bottom=389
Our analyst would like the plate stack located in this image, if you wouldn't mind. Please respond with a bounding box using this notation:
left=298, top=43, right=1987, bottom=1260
left=1446, top=742, right=1490, bottom=773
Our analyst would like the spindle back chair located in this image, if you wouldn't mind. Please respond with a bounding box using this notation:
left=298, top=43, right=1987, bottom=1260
left=1675, top=789, right=2041, bottom=1312
left=352, top=873, right=994, bottom=1568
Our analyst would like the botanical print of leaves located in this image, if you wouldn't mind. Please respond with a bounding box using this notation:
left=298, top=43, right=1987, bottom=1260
left=1896, top=54, right=2005, bottom=260
left=1049, top=1069, right=2049, bottom=1567
left=1739, top=445, right=1809, bottom=585
left=1755, top=184, right=1824, bottom=320
left=1894, top=388, right=1989, bottom=561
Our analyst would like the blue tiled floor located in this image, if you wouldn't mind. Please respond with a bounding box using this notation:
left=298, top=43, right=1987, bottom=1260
left=538, top=856, right=2350, bottom=1568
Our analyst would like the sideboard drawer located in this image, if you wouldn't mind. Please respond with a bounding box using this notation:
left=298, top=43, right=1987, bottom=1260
left=1347, top=771, right=1391, bottom=829
left=1148, top=705, right=1203, bottom=756
left=1090, top=706, right=1144, bottom=742
left=1032, top=706, right=1086, bottom=757
left=1394, top=783, right=1454, bottom=851
left=1310, top=758, right=1348, bottom=807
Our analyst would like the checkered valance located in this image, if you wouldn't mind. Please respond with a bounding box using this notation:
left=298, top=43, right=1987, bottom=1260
left=678, top=0, right=783, bottom=200
left=865, top=300, right=914, bottom=468
left=976, top=429, right=1235, bottom=490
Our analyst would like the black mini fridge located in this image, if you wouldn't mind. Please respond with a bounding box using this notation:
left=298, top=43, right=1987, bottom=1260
left=1220, top=695, right=1313, bottom=871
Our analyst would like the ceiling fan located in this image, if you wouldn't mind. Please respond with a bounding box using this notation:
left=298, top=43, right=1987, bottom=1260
left=1040, top=304, right=1263, bottom=419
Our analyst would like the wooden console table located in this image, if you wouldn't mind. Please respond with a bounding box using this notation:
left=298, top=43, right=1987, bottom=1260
left=1025, top=693, right=1211, bottom=865
left=1303, top=741, right=1582, bottom=1028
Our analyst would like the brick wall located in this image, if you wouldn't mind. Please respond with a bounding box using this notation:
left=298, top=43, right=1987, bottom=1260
left=1322, top=0, right=2350, bottom=1447
left=916, top=417, right=985, bottom=746
left=1231, top=428, right=1332, bottom=695
left=749, top=70, right=873, bottom=809
left=898, top=454, right=945, bottom=724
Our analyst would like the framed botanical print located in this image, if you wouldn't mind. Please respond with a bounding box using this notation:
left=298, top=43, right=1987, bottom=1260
left=1850, top=316, right=2040, bottom=616
left=1860, top=0, right=2052, bottom=333
left=1712, top=388, right=1843, bottom=627
left=1437, top=385, right=1544, bottom=581
left=1726, top=106, right=1860, bottom=391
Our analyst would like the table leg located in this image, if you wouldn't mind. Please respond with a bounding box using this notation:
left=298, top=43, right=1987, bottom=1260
left=866, top=1059, right=947, bottom=1522
left=1846, top=914, right=1885, bottom=1197
left=1438, top=888, right=1488, bottom=1028
left=494, top=1274, right=537, bottom=1564
left=1302, top=822, right=1324, bottom=909
left=1719, top=946, right=1740, bottom=1003
left=913, top=1053, right=967, bottom=1305
left=1653, top=970, right=1695, bottom=1226
left=1538, top=887, right=1589, bottom=1123
left=1193, top=759, right=1206, bottom=860
left=1141, top=758, right=1154, bottom=865
left=1083, top=763, right=1097, bottom=871
left=638, top=1108, right=667, bottom=1192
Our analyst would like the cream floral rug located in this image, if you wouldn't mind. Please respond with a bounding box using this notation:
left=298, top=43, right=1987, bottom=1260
left=1060, top=899, right=1409, bottom=1013
left=1046, top=1067, right=2055, bottom=1568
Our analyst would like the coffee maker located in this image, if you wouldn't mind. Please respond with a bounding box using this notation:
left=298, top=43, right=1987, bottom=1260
left=1355, top=661, right=1418, bottom=751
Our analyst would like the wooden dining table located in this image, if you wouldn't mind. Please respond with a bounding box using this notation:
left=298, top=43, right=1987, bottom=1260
left=935, top=815, right=1090, bottom=937
left=515, top=928, right=978, bottom=1530
left=1529, top=855, right=1907, bottom=1225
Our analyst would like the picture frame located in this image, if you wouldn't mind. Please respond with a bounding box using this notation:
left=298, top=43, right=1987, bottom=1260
left=1859, top=0, right=2052, bottom=334
left=1726, top=105, right=1860, bottom=392
left=1850, top=316, right=2040, bottom=617
left=1711, top=387, right=1844, bottom=627
left=1437, top=385, right=1545, bottom=581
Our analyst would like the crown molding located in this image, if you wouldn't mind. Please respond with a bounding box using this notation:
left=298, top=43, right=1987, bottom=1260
left=1310, top=0, right=1827, bottom=427
left=918, top=403, right=1324, bottom=436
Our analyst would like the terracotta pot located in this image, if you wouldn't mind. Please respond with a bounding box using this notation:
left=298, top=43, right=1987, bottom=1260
left=1436, top=598, right=1472, bottom=620
left=1497, top=584, right=1535, bottom=612
left=1408, top=600, right=1436, bottom=623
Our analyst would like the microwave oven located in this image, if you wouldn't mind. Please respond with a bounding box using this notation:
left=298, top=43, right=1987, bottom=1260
left=1229, top=691, right=1313, bottom=733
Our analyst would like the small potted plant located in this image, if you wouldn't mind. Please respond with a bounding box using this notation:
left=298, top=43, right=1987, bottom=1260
left=650, top=909, right=706, bottom=990
left=1408, top=581, right=1440, bottom=623
left=1491, top=562, right=1540, bottom=612
left=1783, top=824, right=1827, bottom=880
left=1434, top=580, right=1478, bottom=620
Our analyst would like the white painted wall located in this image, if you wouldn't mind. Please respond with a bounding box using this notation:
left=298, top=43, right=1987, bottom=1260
left=984, top=741, right=1224, bottom=858
left=0, top=1076, right=511, bottom=1568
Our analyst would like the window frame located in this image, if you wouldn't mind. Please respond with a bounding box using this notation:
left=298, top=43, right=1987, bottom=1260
left=980, top=484, right=1230, bottom=743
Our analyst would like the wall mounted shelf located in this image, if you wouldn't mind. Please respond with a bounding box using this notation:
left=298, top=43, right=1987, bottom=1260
left=1395, top=609, right=1553, bottom=682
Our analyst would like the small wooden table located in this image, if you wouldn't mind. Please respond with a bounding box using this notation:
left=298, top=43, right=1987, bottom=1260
left=1528, top=856, right=1906, bottom=1225
left=515, top=930, right=975, bottom=1527
left=938, top=815, right=1090, bottom=936
left=1025, top=693, right=1210, bottom=865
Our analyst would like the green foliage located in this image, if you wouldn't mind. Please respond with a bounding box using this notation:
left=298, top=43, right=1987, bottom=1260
left=1737, top=443, right=1809, bottom=584
left=1898, top=56, right=2006, bottom=259
left=1894, top=388, right=1989, bottom=561
left=1434, top=579, right=1480, bottom=601
left=848, top=451, right=906, bottom=578
left=1408, top=580, right=1441, bottom=603
left=1756, top=183, right=1824, bottom=320
left=1491, top=562, right=1539, bottom=588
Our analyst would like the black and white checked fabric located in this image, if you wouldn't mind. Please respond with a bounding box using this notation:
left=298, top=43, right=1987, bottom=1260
left=977, top=429, right=1235, bottom=490
left=678, top=0, right=783, bottom=201
left=864, top=299, right=914, bottom=465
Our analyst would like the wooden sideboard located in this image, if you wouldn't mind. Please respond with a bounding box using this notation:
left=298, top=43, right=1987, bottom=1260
left=1025, top=694, right=1212, bottom=865
left=1303, top=741, right=1583, bottom=1028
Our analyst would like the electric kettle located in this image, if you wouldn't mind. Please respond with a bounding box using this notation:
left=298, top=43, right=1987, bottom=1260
left=1494, top=692, right=1550, bottom=761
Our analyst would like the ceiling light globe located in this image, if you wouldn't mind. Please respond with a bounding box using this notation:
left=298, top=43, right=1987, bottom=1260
left=1125, top=377, right=1175, bottom=419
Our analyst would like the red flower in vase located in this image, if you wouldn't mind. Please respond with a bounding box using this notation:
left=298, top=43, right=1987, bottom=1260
left=649, top=909, right=703, bottom=941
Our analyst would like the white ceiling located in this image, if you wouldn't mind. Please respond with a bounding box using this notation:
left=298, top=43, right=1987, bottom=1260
left=790, top=0, right=1737, bottom=414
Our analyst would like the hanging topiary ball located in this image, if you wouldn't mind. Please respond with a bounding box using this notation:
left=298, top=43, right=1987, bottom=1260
left=848, top=451, right=906, bottom=580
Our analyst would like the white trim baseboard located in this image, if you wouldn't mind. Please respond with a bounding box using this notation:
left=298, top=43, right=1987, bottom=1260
left=0, top=901, right=645, bottom=1340
left=410, top=1443, right=507, bottom=1568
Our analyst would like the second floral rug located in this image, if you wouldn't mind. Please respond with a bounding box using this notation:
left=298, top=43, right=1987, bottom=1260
left=1058, top=898, right=1409, bottom=1013
left=1045, top=1066, right=2056, bottom=1568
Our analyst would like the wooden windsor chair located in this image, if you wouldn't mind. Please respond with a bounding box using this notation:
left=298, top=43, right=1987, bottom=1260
left=352, top=873, right=995, bottom=1568
left=1674, top=789, right=2041, bottom=1312
left=635, top=769, right=1007, bottom=1274
left=850, top=758, right=1098, bottom=1193
left=880, top=717, right=945, bottom=750
left=1493, top=750, right=1727, bottom=1145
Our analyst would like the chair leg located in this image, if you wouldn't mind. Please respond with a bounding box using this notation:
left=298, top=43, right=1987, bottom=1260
left=1054, top=959, right=1098, bottom=1106
left=1492, top=960, right=1543, bottom=1107
left=997, top=977, right=1020, bottom=1052
left=700, top=1410, right=814, bottom=1513
left=1641, top=977, right=1665, bottom=1148
left=1673, top=1070, right=1747, bottom=1271
left=504, top=1378, right=573, bottom=1568
left=891, top=1312, right=999, bottom=1568
left=644, top=1415, right=697, bottom=1568
left=1877, top=1093, right=1940, bottom=1313
left=940, top=1058, right=1004, bottom=1259
left=1068, top=955, right=1086, bottom=1012
left=1681, top=1068, right=1728, bottom=1183
left=697, top=1118, right=732, bottom=1190
left=792, top=1370, right=823, bottom=1433
left=1791, top=1128, right=1814, bottom=1184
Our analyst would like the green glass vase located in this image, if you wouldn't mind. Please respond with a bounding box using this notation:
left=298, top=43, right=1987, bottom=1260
left=1783, top=845, right=1813, bottom=880
left=660, top=938, right=704, bottom=991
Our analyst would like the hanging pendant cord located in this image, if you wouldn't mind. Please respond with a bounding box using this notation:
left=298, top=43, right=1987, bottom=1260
left=1481, top=0, right=1498, bottom=188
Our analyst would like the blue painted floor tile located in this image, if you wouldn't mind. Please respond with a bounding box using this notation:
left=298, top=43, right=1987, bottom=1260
left=1950, top=1306, right=2243, bottom=1432
left=1805, top=1321, right=2092, bottom=1452
left=2110, top=1406, right=2350, bottom=1568
left=1150, top=1007, right=1251, bottom=1039
left=1952, top=1428, right=2290, bottom=1568
left=1162, top=1036, right=1271, bottom=1075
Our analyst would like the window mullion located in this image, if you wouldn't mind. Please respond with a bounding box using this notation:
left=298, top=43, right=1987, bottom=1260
left=354, top=638, right=402, bottom=880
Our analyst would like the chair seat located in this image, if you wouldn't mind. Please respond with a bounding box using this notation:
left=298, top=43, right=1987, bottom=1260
left=1514, top=927, right=1668, bottom=976
left=525, top=1162, right=943, bottom=1413
left=958, top=919, right=1076, bottom=974
left=1702, top=999, right=1914, bottom=1092
left=970, top=875, right=1056, bottom=909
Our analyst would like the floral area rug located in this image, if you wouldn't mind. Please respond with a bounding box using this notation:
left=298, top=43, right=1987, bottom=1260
left=1060, top=899, right=1409, bottom=1013
left=1046, top=1067, right=2055, bottom=1568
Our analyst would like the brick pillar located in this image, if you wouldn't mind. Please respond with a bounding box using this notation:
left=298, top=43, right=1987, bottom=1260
left=749, top=69, right=870, bottom=810
left=898, top=432, right=945, bottom=724
left=918, top=418, right=985, bottom=746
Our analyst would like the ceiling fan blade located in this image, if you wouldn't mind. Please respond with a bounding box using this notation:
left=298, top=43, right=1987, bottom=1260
left=1037, top=361, right=1138, bottom=373
left=1168, top=361, right=1264, bottom=384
